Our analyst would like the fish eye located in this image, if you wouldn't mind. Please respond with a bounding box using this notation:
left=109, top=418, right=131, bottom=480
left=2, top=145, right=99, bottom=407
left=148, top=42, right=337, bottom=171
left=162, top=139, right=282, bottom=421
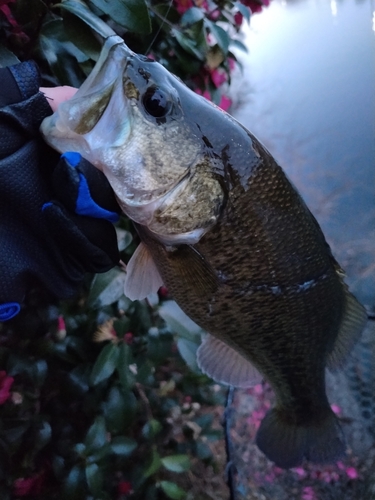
left=142, top=87, right=171, bottom=118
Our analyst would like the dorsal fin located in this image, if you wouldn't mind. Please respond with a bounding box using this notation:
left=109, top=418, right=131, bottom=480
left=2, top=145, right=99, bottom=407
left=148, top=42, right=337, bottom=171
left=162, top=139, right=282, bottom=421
left=327, top=289, right=367, bottom=370
left=197, top=334, right=263, bottom=388
left=124, top=242, right=163, bottom=301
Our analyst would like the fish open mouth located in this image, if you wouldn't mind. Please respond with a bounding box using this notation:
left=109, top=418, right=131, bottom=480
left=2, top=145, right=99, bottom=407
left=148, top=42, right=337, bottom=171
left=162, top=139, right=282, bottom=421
left=40, top=36, right=134, bottom=157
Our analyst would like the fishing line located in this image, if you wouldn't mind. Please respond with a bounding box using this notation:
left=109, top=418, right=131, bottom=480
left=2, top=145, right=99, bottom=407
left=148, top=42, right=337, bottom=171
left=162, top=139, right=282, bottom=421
left=144, top=0, right=174, bottom=56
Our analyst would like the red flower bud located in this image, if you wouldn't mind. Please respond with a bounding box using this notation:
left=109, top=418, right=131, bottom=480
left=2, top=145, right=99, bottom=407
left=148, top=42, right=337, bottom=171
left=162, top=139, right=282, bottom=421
left=118, top=480, right=132, bottom=495
left=124, top=332, right=133, bottom=345
left=0, top=370, right=14, bottom=404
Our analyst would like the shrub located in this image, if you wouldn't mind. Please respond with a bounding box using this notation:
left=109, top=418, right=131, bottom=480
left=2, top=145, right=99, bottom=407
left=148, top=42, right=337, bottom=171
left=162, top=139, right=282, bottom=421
left=0, top=1, right=269, bottom=497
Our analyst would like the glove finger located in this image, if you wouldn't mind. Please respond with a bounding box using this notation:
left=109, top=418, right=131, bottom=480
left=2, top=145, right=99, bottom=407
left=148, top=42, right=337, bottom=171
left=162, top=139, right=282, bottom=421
left=43, top=202, right=120, bottom=273
left=52, top=152, right=121, bottom=222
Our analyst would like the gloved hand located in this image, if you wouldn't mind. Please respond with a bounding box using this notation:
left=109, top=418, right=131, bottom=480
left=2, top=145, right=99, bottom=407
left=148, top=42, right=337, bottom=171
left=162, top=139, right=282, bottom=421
left=0, top=61, right=121, bottom=322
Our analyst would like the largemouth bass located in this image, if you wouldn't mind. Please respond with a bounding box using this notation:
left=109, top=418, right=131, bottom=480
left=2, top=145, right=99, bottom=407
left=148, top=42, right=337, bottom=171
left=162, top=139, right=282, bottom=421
left=40, top=36, right=367, bottom=468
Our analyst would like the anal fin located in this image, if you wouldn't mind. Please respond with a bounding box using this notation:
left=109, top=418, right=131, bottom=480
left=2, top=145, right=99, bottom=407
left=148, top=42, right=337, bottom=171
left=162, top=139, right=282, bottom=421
left=327, top=290, right=368, bottom=370
left=197, top=334, right=263, bottom=388
left=124, top=242, right=163, bottom=301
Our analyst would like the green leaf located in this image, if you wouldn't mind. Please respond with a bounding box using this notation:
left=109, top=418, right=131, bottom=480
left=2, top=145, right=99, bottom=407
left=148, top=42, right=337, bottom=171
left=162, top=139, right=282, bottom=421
left=142, top=419, right=162, bottom=439
left=180, top=7, right=204, bottom=26
left=205, top=20, right=230, bottom=56
left=144, top=448, right=162, bottom=478
left=68, top=365, right=90, bottom=395
left=88, top=268, right=126, bottom=308
left=63, top=12, right=101, bottom=61
left=87, top=443, right=111, bottom=463
left=158, top=301, right=202, bottom=341
left=58, top=0, right=116, bottom=37
left=37, top=19, right=87, bottom=86
left=3, top=424, right=30, bottom=446
left=90, top=342, right=119, bottom=385
left=31, top=359, right=48, bottom=387
left=90, top=0, right=151, bottom=34
left=116, top=342, right=134, bottom=389
left=173, top=29, right=206, bottom=61
left=234, top=1, right=251, bottom=23
left=116, top=228, right=133, bottom=252
left=85, top=416, right=107, bottom=452
left=102, top=385, right=128, bottom=433
left=0, top=45, right=20, bottom=67
left=161, top=455, right=190, bottom=473
left=159, top=481, right=187, bottom=500
left=229, top=38, right=248, bottom=53
left=86, top=463, right=103, bottom=496
left=52, top=455, right=65, bottom=479
left=111, top=436, right=137, bottom=456
left=63, top=465, right=86, bottom=498
left=177, top=338, right=199, bottom=372
left=195, top=441, right=212, bottom=460
left=33, top=421, right=52, bottom=454
left=234, top=2, right=251, bottom=23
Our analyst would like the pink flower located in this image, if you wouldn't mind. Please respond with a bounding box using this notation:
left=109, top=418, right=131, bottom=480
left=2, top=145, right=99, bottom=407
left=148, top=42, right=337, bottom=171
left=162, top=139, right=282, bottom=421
left=293, top=466, right=306, bottom=478
left=253, top=383, right=264, bottom=395
left=118, top=480, right=132, bottom=495
left=241, top=0, right=270, bottom=14
left=13, top=473, right=44, bottom=496
left=234, top=11, right=243, bottom=26
left=124, top=332, right=133, bottom=345
left=174, top=0, right=194, bottom=15
left=228, top=58, right=236, bottom=72
left=345, top=467, right=358, bottom=480
left=0, top=371, right=14, bottom=404
left=194, top=85, right=231, bottom=112
left=56, top=315, right=67, bottom=340
left=331, top=403, right=341, bottom=415
left=218, top=95, right=232, bottom=111
left=194, top=88, right=212, bottom=100
left=209, top=9, right=220, bottom=20
left=158, top=286, right=169, bottom=298
left=0, top=0, right=29, bottom=43
left=302, top=486, right=317, bottom=500
left=210, top=68, right=227, bottom=88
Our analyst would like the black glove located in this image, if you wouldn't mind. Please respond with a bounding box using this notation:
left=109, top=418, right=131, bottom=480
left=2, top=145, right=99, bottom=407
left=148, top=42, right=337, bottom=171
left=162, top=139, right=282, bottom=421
left=0, top=61, right=121, bottom=322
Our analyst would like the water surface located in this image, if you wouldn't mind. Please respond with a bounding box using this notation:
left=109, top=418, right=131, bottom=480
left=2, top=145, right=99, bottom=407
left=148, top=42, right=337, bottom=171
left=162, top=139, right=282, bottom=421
left=232, top=0, right=375, bottom=307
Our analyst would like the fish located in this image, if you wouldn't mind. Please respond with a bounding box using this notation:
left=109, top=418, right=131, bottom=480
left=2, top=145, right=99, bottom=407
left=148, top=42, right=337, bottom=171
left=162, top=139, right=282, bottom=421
left=40, top=35, right=368, bottom=469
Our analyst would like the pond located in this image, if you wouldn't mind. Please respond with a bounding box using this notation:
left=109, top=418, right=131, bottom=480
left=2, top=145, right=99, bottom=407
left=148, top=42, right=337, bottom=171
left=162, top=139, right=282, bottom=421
left=231, top=0, right=375, bottom=309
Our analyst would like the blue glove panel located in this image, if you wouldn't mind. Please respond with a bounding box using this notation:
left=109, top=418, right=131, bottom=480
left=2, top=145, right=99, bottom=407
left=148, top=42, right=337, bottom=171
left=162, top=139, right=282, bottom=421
left=76, top=173, right=119, bottom=223
left=60, top=152, right=120, bottom=223
left=0, top=302, right=21, bottom=321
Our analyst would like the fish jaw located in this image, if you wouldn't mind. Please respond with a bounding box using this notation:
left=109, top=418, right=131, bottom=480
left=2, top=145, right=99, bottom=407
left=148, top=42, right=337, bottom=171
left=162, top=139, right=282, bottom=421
left=41, top=36, right=133, bottom=163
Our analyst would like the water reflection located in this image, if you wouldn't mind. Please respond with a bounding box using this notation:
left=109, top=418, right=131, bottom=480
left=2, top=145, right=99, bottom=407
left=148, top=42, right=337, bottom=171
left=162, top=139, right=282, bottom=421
left=231, top=0, right=375, bottom=307
left=331, top=0, right=338, bottom=16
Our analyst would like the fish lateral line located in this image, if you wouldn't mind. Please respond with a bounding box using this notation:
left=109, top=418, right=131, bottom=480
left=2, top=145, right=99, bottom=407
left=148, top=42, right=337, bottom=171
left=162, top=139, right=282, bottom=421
left=236, top=270, right=331, bottom=296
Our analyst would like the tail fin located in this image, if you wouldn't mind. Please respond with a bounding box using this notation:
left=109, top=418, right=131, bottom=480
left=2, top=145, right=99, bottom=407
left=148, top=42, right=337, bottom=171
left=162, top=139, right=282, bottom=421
left=255, top=407, right=345, bottom=469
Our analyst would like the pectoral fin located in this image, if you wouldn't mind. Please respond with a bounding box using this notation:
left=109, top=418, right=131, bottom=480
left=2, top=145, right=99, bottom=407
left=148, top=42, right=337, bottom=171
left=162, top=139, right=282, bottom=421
left=164, top=244, right=219, bottom=297
left=327, top=290, right=367, bottom=370
left=124, top=242, right=163, bottom=301
left=197, top=334, right=263, bottom=388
